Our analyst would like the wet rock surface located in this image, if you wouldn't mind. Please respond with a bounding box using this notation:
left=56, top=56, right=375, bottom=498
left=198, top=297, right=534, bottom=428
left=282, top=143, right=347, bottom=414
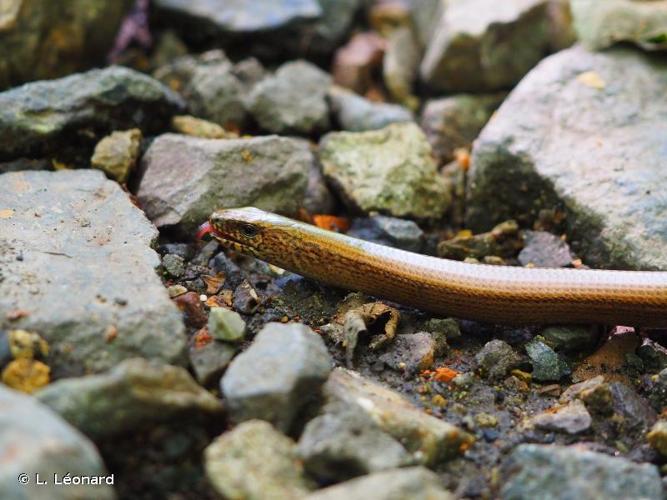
left=0, top=170, right=186, bottom=376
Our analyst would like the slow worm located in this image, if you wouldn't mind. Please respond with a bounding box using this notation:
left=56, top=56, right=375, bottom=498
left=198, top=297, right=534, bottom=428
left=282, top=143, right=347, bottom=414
left=199, top=207, right=667, bottom=326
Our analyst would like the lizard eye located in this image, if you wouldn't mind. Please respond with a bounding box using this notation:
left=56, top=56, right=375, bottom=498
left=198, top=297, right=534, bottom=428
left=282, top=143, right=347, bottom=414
left=240, top=223, right=259, bottom=238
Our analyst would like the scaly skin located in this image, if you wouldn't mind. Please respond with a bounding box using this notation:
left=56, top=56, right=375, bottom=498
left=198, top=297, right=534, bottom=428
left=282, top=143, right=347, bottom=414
left=205, top=207, right=667, bottom=326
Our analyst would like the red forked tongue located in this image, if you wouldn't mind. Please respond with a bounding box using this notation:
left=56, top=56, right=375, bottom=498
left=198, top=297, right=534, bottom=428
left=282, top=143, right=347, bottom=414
left=196, top=221, right=213, bottom=240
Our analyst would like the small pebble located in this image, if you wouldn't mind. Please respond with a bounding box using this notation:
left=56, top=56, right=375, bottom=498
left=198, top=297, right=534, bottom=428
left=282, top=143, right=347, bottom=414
left=208, top=307, right=246, bottom=343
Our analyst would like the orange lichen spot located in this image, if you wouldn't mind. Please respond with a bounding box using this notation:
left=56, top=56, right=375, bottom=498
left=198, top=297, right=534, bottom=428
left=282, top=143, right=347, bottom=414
left=6, top=309, right=29, bottom=321
left=313, top=215, right=350, bottom=233
left=193, top=327, right=213, bottom=348
left=240, top=149, right=253, bottom=163
left=434, top=366, right=459, bottom=383
left=454, top=148, right=471, bottom=170
left=104, top=325, right=118, bottom=343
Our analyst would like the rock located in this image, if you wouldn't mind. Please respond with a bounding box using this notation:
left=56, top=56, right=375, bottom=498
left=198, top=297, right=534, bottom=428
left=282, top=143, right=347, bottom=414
left=647, top=367, right=667, bottom=411
left=233, top=281, right=262, bottom=314
left=420, top=93, right=505, bottom=165
left=320, top=123, right=451, bottom=219
left=323, top=368, right=473, bottom=464
left=637, top=339, right=667, bottom=372
left=571, top=0, right=667, bottom=51
left=189, top=335, right=237, bottom=387
left=420, top=0, right=554, bottom=92
left=172, top=291, right=208, bottom=329
left=559, top=375, right=605, bottom=403
left=162, top=253, right=186, bottom=278
left=383, top=26, right=420, bottom=108
left=332, top=32, right=386, bottom=94
left=221, top=322, right=332, bottom=432
left=475, top=340, right=521, bottom=380
left=647, top=420, right=667, bottom=457
left=248, top=61, right=331, bottom=135
left=136, top=133, right=311, bottom=234
left=378, top=332, right=436, bottom=373
left=305, top=466, right=454, bottom=500
left=91, top=129, right=143, bottom=184
left=0, top=170, right=186, bottom=377
left=467, top=46, right=667, bottom=270
left=540, top=325, right=599, bottom=352
left=297, top=404, right=413, bottom=481
left=208, top=307, right=246, bottom=343
left=36, top=358, right=222, bottom=439
left=607, top=382, right=657, bottom=431
left=204, top=420, right=312, bottom=500
left=328, top=86, right=413, bottom=132
left=171, top=115, right=237, bottom=139
left=500, top=444, right=663, bottom=500
left=437, top=220, right=521, bottom=260
left=348, top=214, right=424, bottom=252
left=154, top=51, right=249, bottom=128
left=424, top=318, right=462, bottom=341
left=0, top=385, right=114, bottom=500
left=304, top=160, right=337, bottom=215
left=1, top=358, right=50, bottom=394
left=517, top=230, right=575, bottom=268
left=0, top=66, right=184, bottom=161
left=0, top=0, right=134, bottom=89
left=530, top=400, right=592, bottom=434
left=525, top=338, right=570, bottom=382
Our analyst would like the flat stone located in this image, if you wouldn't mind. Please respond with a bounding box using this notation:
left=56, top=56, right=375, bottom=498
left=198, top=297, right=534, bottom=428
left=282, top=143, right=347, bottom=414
left=36, top=358, right=222, bottom=439
left=320, top=123, right=451, bottom=219
left=540, top=325, right=599, bottom=353
left=328, top=86, right=413, bottom=132
left=221, top=322, right=332, bottom=432
left=323, top=368, right=473, bottom=465
left=305, top=466, right=454, bottom=500
left=571, top=0, right=667, bottom=50
left=348, top=214, right=424, bottom=252
left=297, top=403, right=413, bottom=482
left=500, top=444, right=663, bottom=500
left=136, top=133, right=311, bottom=234
left=420, top=93, right=505, bottom=165
left=420, top=0, right=554, bottom=92
left=189, top=337, right=238, bottom=387
left=530, top=400, right=592, bottom=434
left=0, top=66, right=184, bottom=161
left=0, top=170, right=186, bottom=377
left=518, top=230, right=575, bottom=268
left=0, top=385, right=114, bottom=500
left=467, top=46, right=667, bottom=270
left=248, top=60, right=332, bottom=135
left=0, top=0, right=134, bottom=89
left=378, top=332, right=436, bottom=373
left=475, top=340, right=521, bottom=380
left=204, top=420, right=312, bottom=500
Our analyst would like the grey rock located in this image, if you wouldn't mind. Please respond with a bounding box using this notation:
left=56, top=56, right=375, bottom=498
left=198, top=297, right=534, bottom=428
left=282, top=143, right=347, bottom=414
left=500, top=444, right=663, bottom=500
left=525, top=338, right=570, bottom=382
left=475, top=340, right=521, bottom=380
left=189, top=338, right=238, bottom=387
left=304, top=160, right=337, bottom=215
left=518, top=230, right=575, bottom=268
left=36, top=358, right=222, bottom=439
left=608, top=382, right=657, bottom=431
left=424, top=317, right=462, bottom=341
left=378, top=333, right=435, bottom=373
left=162, top=254, right=186, bottom=278
left=306, top=466, right=454, bottom=500
left=248, top=61, right=332, bottom=135
left=91, top=129, right=143, bottom=184
left=348, top=215, right=424, bottom=252
left=221, top=322, right=332, bottom=432
left=467, top=46, right=667, bottom=270
left=0, top=385, right=114, bottom=500
left=637, top=339, right=667, bottom=372
left=571, top=0, right=667, bottom=51
left=0, top=66, right=184, bottom=161
left=421, top=93, right=505, bottom=165
left=204, top=420, right=312, bottom=500
left=320, top=123, right=451, bottom=219
left=648, top=368, right=667, bottom=411
left=328, top=86, right=413, bottom=132
left=297, top=404, right=413, bottom=481
left=137, top=133, right=311, bottom=234
left=559, top=375, right=605, bottom=404
left=420, top=0, right=554, bottom=92
left=530, top=400, right=592, bottom=434
left=153, top=50, right=250, bottom=128
left=208, top=307, right=246, bottom=342
left=0, top=0, right=133, bottom=89
left=0, top=170, right=186, bottom=377
left=323, top=368, right=473, bottom=465
left=383, top=26, right=420, bottom=108
left=540, top=325, right=599, bottom=352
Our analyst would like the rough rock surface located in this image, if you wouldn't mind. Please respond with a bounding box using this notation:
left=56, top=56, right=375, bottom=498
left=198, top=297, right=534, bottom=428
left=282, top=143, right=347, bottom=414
left=306, top=466, right=454, bottom=500
left=467, top=46, right=667, bottom=270
left=137, top=133, right=312, bottom=234
left=221, top=322, right=332, bottom=432
left=500, top=444, right=663, bottom=499
left=0, top=66, right=184, bottom=161
left=420, top=0, right=554, bottom=92
left=328, top=86, right=413, bottom=132
left=0, top=0, right=134, bottom=89
left=0, top=385, right=114, bottom=500
left=36, top=358, right=223, bottom=439
left=204, top=420, right=312, bottom=500
left=0, top=170, right=186, bottom=376
left=248, top=60, right=332, bottom=135
left=348, top=214, right=424, bottom=252
left=320, top=123, right=451, bottom=219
